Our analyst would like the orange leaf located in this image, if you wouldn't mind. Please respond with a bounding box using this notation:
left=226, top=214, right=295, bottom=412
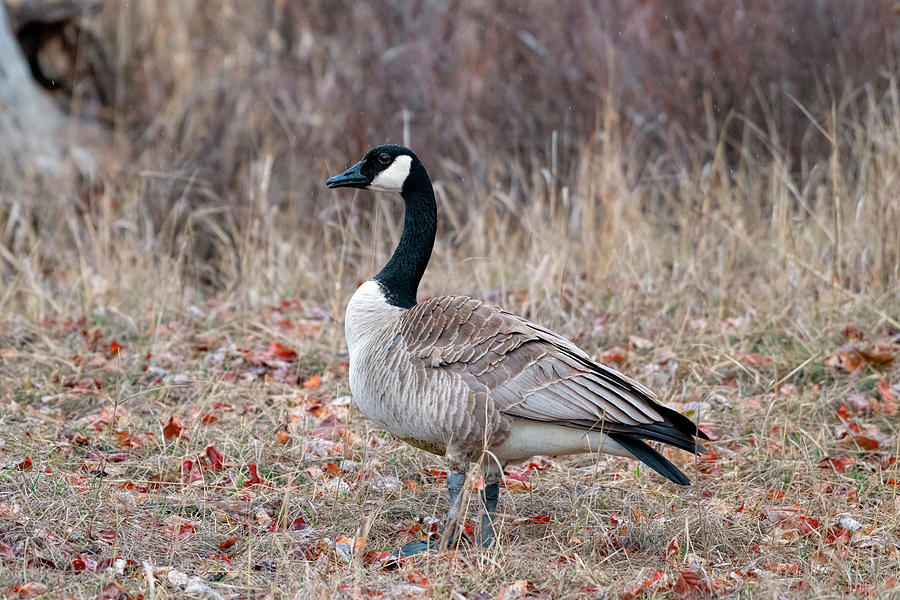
left=738, top=353, right=772, bottom=366
left=219, top=536, right=237, bottom=549
left=15, top=456, right=32, bottom=471
left=11, top=583, right=49, bottom=599
left=303, top=374, right=322, bottom=390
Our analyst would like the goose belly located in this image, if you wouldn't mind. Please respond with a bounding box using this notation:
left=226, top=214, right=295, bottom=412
left=491, top=418, right=632, bottom=463
left=348, top=351, right=456, bottom=456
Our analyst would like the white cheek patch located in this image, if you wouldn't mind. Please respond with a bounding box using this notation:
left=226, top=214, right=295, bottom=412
left=369, top=155, right=412, bottom=192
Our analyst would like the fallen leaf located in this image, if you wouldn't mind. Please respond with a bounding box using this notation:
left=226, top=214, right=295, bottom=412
left=201, top=445, right=225, bottom=471
left=817, top=457, right=851, bottom=473
left=303, top=374, right=322, bottom=390
left=15, top=457, right=32, bottom=471
left=244, top=464, right=264, bottom=486
left=835, top=421, right=891, bottom=450
left=738, top=353, right=772, bottom=366
left=268, top=342, right=297, bottom=361
left=878, top=379, right=899, bottom=415
left=162, top=416, right=187, bottom=440
left=825, top=345, right=867, bottom=373
left=673, top=569, right=701, bottom=598
left=10, top=583, right=48, bottom=599
left=601, top=346, right=629, bottom=364
left=219, top=536, right=237, bottom=549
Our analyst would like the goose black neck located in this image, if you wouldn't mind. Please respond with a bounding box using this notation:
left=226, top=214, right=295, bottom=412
left=373, top=160, right=436, bottom=308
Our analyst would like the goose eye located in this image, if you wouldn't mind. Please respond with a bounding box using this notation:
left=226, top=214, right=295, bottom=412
left=378, top=153, right=391, bottom=165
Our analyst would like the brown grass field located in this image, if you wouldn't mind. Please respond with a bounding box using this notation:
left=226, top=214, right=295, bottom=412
left=2, top=2, right=900, bottom=598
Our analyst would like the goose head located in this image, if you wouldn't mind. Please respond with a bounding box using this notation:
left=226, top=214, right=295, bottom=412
left=326, top=145, right=419, bottom=193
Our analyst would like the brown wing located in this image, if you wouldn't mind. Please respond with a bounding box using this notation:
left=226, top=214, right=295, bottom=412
left=398, top=295, right=707, bottom=454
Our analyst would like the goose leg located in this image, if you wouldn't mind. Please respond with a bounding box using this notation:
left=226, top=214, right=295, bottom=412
left=478, top=461, right=502, bottom=548
left=396, top=471, right=468, bottom=556
left=439, top=471, right=467, bottom=550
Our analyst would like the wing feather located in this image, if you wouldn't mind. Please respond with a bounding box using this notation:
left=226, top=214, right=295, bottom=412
left=400, top=296, right=672, bottom=430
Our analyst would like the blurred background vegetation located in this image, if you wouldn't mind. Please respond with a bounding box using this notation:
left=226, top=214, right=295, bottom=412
left=1, top=0, right=898, bottom=316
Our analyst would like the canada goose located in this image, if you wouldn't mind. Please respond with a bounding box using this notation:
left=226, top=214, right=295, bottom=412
left=327, top=145, right=708, bottom=554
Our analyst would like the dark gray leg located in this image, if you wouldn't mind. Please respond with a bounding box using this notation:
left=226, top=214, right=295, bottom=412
left=477, top=482, right=500, bottom=547
left=477, top=459, right=503, bottom=548
left=439, top=471, right=467, bottom=550
left=396, top=471, right=468, bottom=556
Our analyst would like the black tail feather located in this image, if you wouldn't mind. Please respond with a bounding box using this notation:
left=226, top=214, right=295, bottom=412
left=627, top=422, right=709, bottom=455
left=608, top=434, right=692, bottom=486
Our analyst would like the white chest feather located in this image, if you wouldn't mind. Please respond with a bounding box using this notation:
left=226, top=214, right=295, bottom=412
left=344, top=280, right=405, bottom=359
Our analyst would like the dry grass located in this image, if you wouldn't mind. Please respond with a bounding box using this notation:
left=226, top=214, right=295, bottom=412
left=2, top=2, right=900, bottom=598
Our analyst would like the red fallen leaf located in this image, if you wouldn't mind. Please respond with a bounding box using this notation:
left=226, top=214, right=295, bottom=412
left=219, top=536, right=237, bottom=549
left=200, top=413, right=218, bottom=425
left=201, top=445, right=225, bottom=471
left=825, top=345, right=867, bottom=373
left=673, top=569, right=701, bottom=597
left=303, top=373, right=322, bottom=390
left=696, top=424, right=717, bottom=440
left=15, top=456, right=32, bottom=471
left=162, top=416, right=187, bottom=440
left=70, top=553, right=98, bottom=571
left=601, top=346, right=628, bottom=364
left=325, top=463, right=342, bottom=476
left=269, top=342, right=297, bottom=361
left=463, top=522, right=475, bottom=538
left=289, top=517, right=308, bottom=531
left=835, top=421, right=890, bottom=451
left=836, top=405, right=851, bottom=419
left=824, top=525, right=852, bottom=546
left=174, top=522, right=197, bottom=541
left=108, top=341, right=124, bottom=355
left=767, top=489, right=785, bottom=500
left=764, top=562, right=801, bottom=576
left=407, top=567, right=428, bottom=585
left=71, top=377, right=102, bottom=391
left=621, top=569, right=664, bottom=600
left=664, top=536, right=681, bottom=560
left=208, top=552, right=232, bottom=563
left=504, top=466, right=534, bottom=481
left=797, top=517, right=819, bottom=534
left=526, top=514, right=550, bottom=524
left=276, top=430, right=291, bottom=445
left=244, top=464, right=264, bottom=486
left=735, top=501, right=745, bottom=512
left=10, top=583, right=48, bottom=599
left=181, top=460, right=202, bottom=485
left=879, top=379, right=899, bottom=415
left=97, top=581, right=124, bottom=600
left=738, top=353, right=772, bottom=366
left=427, top=469, right=447, bottom=482
left=97, top=530, right=117, bottom=541
left=817, top=457, right=850, bottom=473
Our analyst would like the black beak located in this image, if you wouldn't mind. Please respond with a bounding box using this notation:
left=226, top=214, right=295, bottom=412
left=326, top=160, right=368, bottom=189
